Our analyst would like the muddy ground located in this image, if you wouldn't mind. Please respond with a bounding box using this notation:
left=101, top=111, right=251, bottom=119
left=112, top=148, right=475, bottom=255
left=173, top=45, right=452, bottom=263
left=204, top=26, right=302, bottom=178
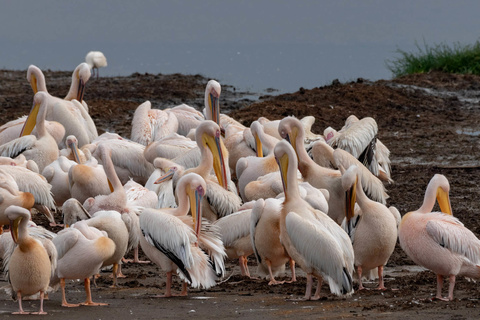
left=1, top=69, right=480, bottom=319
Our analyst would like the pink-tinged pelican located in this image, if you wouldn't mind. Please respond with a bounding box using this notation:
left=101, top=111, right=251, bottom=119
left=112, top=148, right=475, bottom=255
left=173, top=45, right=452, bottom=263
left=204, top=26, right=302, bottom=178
left=52, top=220, right=115, bottom=307
left=131, top=101, right=179, bottom=146
left=0, top=92, right=59, bottom=173
left=5, top=205, right=52, bottom=314
left=140, top=173, right=226, bottom=297
left=275, top=140, right=354, bottom=300
left=85, top=51, right=107, bottom=78
left=62, top=198, right=129, bottom=287
left=278, top=116, right=387, bottom=225
left=155, top=121, right=241, bottom=221
left=340, top=165, right=397, bottom=290
left=204, top=80, right=221, bottom=126
left=399, top=174, right=480, bottom=301
left=251, top=198, right=295, bottom=284
left=64, top=63, right=91, bottom=107
left=213, top=208, right=254, bottom=277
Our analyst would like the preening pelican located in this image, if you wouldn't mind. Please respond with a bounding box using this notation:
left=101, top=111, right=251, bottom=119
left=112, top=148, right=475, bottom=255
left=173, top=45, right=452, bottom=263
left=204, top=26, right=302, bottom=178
left=5, top=206, right=52, bottom=314
left=213, top=209, right=254, bottom=277
left=203, top=80, right=221, bottom=126
left=399, top=174, right=480, bottom=301
left=64, top=63, right=91, bottom=109
left=278, top=116, right=387, bottom=224
left=85, top=51, right=107, bottom=78
left=52, top=220, right=115, bottom=307
left=131, top=101, right=179, bottom=146
left=251, top=198, right=295, bottom=284
left=140, top=173, right=226, bottom=297
left=275, top=140, right=354, bottom=300
left=340, top=165, right=397, bottom=290
left=0, top=92, right=59, bottom=173
left=62, top=199, right=129, bottom=287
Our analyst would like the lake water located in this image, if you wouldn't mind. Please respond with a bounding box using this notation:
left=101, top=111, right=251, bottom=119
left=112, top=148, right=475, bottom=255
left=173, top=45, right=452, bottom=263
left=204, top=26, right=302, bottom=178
left=1, top=1, right=480, bottom=94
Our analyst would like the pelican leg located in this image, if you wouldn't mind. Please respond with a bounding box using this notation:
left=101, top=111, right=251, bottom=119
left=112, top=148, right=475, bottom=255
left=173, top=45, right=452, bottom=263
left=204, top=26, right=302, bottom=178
left=286, top=258, right=296, bottom=283
left=153, top=271, right=173, bottom=298
left=267, top=259, right=284, bottom=285
left=239, top=256, right=247, bottom=276
left=81, top=278, right=108, bottom=306
left=304, top=274, right=313, bottom=300
left=357, top=266, right=366, bottom=290
left=109, top=263, right=122, bottom=288
left=179, top=281, right=188, bottom=296
left=447, top=275, right=456, bottom=301
left=124, top=246, right=150, bottom=264
left=312, top=276, right=324, bottom=300
left=376, top=265, right=386, bottom=290
left=31, top=291, right=47, bottom=315
left=435, top=274, right=449, bottom=301
left=13, top=291, right=29, bottom=315
left=242, top=256, right=251, bottom=278
left=61, top=278, right=80, bottom=307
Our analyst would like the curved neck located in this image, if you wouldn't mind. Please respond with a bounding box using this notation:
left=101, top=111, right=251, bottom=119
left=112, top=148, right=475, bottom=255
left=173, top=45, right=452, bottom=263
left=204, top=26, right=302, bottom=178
left=17, top=211, right=32, bottom=247
left=284, top=155, right=301, bottom=201
left=64, top=70, right=79, bottom=100
left=31, top=69, right=48, bottom=93
left=101, top=148, right=123, bottom=192
left=172, top=184, right=190, bottom=216
left=418, top=181, right=438, bottom=213
left=35, top=99, right=48, bottom=137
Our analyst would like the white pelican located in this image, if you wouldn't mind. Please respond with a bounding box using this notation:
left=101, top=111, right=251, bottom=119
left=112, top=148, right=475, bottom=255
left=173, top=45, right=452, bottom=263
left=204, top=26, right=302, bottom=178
left=131, top=101, right=179, bottom=146
left=0, top=92, right=59, bottom=173
left=275, top=140, right=354, bottom=300
left=0, top=155, right=39, bottom=173
left=85, top=51, right=107, bottom=78
left=64, top=63, right=91, bottom=108
left=140, top=173, right=226, bottom=297
left=213, top=209, right=254, bottom=277
left=203, top=80, right=221, bottom=126
left=251, top=198, right=295, bottom=284
left=278, top=116, right=387, bottom=224
left=145, top=158, right=178, bottom=209
left=51, top=220, right=115, bottom=307
left=340, top=165, right=397, bottom=290
left=0, top=165, right=56, bottom=225
left=5, top=206, right=52, bottom=314
left=324, top=115, right=392, bottom=183
left=42, top=156, right=76, bottom=206
left=399, top=174, right=480, bottom=301
left=154, top=121, right=241, bottom=221
left=62, top=199, right=129, bottom=287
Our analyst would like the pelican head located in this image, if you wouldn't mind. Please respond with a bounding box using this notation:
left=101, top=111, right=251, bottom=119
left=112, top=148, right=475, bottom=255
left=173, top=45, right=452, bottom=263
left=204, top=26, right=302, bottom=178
left=6, top=205, right=31, bottom=244
left=341, top=165, right=358, bottom=221
left=177, top=173, right=207, bottom=238
left=75, top=63, right=91, bottom=102
left=66, top=135, right=82, bottom=163
left=26, top=65, right=45, bottom=95
left=278, top=116, right=302, bottom=159
left=20, top=91, right=48, bottom=137
left=430, top=174, right=452, bottom=215
left=250, top=121, right=264, bottom=157
left=274, top=140, right=297, bottom=199
left=205, top=80, right=221, bottom=125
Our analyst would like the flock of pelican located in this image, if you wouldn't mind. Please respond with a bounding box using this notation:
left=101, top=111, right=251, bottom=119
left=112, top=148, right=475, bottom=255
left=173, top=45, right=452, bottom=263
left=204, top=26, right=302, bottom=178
left=0, top=59, right=479, bottom=315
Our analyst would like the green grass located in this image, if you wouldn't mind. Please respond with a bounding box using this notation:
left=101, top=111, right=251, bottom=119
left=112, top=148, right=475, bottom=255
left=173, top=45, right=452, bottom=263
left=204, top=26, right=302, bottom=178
left=386, top=40, right=480, bottom=78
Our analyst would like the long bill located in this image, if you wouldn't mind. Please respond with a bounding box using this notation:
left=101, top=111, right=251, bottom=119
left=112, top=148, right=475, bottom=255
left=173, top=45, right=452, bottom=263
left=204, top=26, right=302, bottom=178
left=154, top=167, right=176, bottom=184
left=20, top=100, right=40, bottom=137
left=9, top=217, right=22, bottom=244
left=436, top=186, right=452, bottom=215
left=77, top=78, right=86, bottom=102
left=345, top=177, right=357, bottom=222
left=254, top=131, right=263, bottom=157
left=205, top=132, right=228, bottom=190
left=277, top=152, right=289, bottom=198
left=68, top=139, right=82, bottom=164
left=188, top=186, right=205, bottom=245
left=286, top=127, right=299, bottom=162
left=208, top=91, right=220, bottom=125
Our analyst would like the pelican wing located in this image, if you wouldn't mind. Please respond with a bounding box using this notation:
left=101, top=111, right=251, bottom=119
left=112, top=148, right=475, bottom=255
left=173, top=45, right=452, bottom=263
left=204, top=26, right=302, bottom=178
left=196, top=218, right=226, bottom=277
left=140, top=210, right=195, bottom=282
left=286, top=212, right=354, bottom=296
left=426, top=213, right=480, bottom=264
left=205, top=181, right=242, bottom=219
left=53, top=228, right=81, bottom=260
left=309, top=141, right=336, bottom=169
left=0, top=135, right=36, bottom=159
left=214, top=209, right=252, bottom=247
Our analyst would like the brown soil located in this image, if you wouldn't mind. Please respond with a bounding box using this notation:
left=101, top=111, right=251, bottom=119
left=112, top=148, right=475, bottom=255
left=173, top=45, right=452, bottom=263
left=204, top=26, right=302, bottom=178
left=1, top=70, right=480, bottom=319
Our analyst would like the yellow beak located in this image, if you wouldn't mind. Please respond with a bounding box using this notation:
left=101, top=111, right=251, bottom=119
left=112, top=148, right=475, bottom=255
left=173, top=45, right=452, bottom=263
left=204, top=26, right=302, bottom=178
left=345, top=177, right=357, bottom=221
left=277, top=153, right=289, bottom=196
left=20, top=101, right=40, bottom=136
left=204, top=133, right=228, bottom=190
left=154, top=168, right=176, bottom=184
left=10, top=217, right=22, bottom=244
left=254, top=131, right=263, bottom=157
left=436, top=187, right=452, bottom=215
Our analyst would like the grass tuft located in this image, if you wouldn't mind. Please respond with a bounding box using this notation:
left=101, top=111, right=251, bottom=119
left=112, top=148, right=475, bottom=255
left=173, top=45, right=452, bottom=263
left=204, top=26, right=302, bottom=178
left=386, top=40, right=480, bottom=78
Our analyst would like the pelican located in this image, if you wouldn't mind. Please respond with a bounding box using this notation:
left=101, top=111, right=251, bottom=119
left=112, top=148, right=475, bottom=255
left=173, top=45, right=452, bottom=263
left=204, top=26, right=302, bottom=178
left=0, top=154, right=39, bottom=173
left=278, top=116, right=387, bottom=224
left=59, top=135, right=87, bottom=163
left=143, top=133, right=197, bottom=163
left=213, top=209, right=254, bottom=277
left=85, top=51, right=107, bottom=78
left=42, top=156, right=76, bottom=206
left=340, top=165, right=397, bottom=290
left=5, top=206, right=52, bottom=314
left=0, top=92, right=59, bottom=173
left=140, top=173, right=226, bottom=297
left=165, top=104, right=205, bottom=136
left=154, top=121, right=241, bottom=221
left=64, top=63, right=91, bottom=109
left=236, top=121, right=279, bottom=200
left=0, top=165, right=56, bottom=225
left=51, top=220, right=115, bottom=307
left=145, top=158, right=178, bottom=209
left=324, top=115, right=392, bottom=182
left=131, top=101, right=179, bottom=146
left=399, top=174, right=480, bottom=301
left=251, top=198, right=295, bottom=284
left=124, top=178, right=158, bottom=208
left=203, top=80, right=221, bottom=126
left=275, top=140, right=354, bottom=300
left=62, top=199, right=129, bottom=287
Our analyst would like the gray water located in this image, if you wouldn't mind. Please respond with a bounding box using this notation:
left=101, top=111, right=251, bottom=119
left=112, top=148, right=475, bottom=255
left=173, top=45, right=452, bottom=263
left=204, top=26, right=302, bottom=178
left=1, top=1, right=480, bottom=94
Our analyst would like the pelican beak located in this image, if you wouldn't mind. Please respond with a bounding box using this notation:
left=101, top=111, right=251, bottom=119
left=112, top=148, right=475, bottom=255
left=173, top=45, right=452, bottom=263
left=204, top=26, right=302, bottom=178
left=20, top=100, right=40, bottom=137
left=107, top=179, right=114, bottom=192
left=277, top=152, right=289, bottom=195
left=436, top=186, right=452, bottom=215
left=285, top=128, right=298, bottom=158
left=154, top=168, right=176, bottom=184
left=10, top=217, right=22, bottom=244
left=68, top=140, right=82, bottom=164
left=208, top=92, right=220, bottom=125
left=345, top=177, right=357, bottom=221
left=204, top=131, right=228, bottom=190
left=77, top=78, right=85, bottom=102
left=188, top=185, right=205, bottom=242
left=30, top=74, right=38, bottom=94
left=254, top=131, right=263, bottom=157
